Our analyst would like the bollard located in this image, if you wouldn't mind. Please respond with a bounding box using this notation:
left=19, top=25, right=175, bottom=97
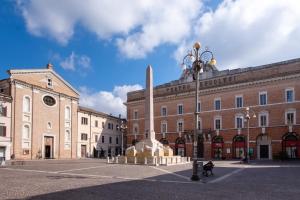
left=187, top=157, right=190, bottom=163
left=171, top=157, right=173, bottom=165
left=116, top=156, right=119, bottom=164
left=154, top=157, right=158, bottom=166
left=165, top=157, right=168, bottom=166
left=124, top=156, right=127, bottom=164
left=134, top=157, right=137, bottom=164
left=160, top=157, right=163, bottom=165
left=144, top=157, right=147, bottom=165
left=107, top=157, right=110, bottom=163
left=175, top=157, right=178, bottom=164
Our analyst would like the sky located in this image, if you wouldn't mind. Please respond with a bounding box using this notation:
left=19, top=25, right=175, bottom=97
left=0, top=0, right=300, bottom=117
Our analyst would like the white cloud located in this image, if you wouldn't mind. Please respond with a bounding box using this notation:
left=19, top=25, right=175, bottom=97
left=17, top=0, right=203, bottom=58
left=17, top=0, right=300, bottom=68
left=60, top=51, right=91, bottom=71
left=175, top=0, right=300, bottom=69
left=79, top=84, right=143, bottom=117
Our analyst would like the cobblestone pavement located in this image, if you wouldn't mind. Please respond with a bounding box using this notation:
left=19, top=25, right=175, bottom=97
left=0, top=159, right=300, bottom=200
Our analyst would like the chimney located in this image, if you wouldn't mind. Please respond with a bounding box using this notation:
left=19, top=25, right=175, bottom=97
left=46, top=63, right=53, bottom=70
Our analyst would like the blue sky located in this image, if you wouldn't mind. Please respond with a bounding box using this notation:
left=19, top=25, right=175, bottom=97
left=1, top=0, right=300, bottom=116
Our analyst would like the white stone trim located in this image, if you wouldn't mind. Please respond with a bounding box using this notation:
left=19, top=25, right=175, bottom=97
left=160, top=106, right=167, bottom=117
left=214, top=97, right=221, bottom=110
left=10, top=69, right=79, bottom=95
left=161, top=121, right=167, bottom=134
left=41, top=94, right=58, bottom=108
left=176, top=119, right=184, bottom=132
left=285, top=87, right=294, bottom=102
left=259, top=91, right=268, bottom=105
left=42, top=133, right=56, bottom=159
left=214, top=115, right=222, bottom=130
left=235, top=113, right=244, bottom=129
left=235, top=94, right=243, bottom=108
left=177, top=103, right=184, bottom=115
left=258, top=111, right=269, bottom=127
left=285, top=108, right=296, bottom=125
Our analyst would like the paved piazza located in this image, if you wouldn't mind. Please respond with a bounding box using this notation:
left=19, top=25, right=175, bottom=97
left=0, top=159, right=300, bottom=200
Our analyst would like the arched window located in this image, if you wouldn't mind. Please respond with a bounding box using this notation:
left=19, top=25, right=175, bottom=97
left=65, top=106, right=71, bottom=120
left=23, top=125, right=30, bottom=139
left=23, top=96, right=30, bottom=113
left=65, top=130, right=71, bottom=142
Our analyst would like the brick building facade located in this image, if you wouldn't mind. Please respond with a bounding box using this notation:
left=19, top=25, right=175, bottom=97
left=126, top=58, right=300, bottom=160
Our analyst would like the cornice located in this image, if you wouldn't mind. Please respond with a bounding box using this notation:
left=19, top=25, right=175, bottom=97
left=12, top=79, right=79, bottom=101
left=8, top=68, right=79, bottom=95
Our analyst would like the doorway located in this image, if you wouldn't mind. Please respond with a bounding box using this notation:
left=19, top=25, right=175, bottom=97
left=260, top=145, right=269, bottom=159
left=0, top=147, right=5, bottom=159
left=257, top=134, right=271, bottom=160
left=45, top=145, right=51, bottom=158
left=81, top=145, right=87, bottom=158
left=44, top=136, right=54, bottom=159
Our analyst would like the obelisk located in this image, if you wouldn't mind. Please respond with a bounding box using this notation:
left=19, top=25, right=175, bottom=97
left=145, top=65, right=155, bottom=141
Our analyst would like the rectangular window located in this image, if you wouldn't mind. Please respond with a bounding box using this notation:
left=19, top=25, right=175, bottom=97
left=102, top=136, right=105, bottom=143
left=177, top=104, right=183, bottom=115
left=260, top=115, right=267, bottom=127
left=161, top=107, right=167, bottom=116
left=95, top=135, right=98, bottom=142
left=116, top=137, right=119, bottom=145
left=214, top=99, right=221, bottom=110
left=177, top=121, right=183, bottom=132
left=134, top=125, right=138, bottom=134
left=108, top=123, right=111, bottom=129
left=215, top=119, right=221, bottom=130
left=259, top=92, right=267, bottom=105
left=197, top=102, right=201, bottom=112
left=95, top=120, right=98, bottom=127
left=236, top=96, right=243, bottom=108
left=102, top=122, right=105, bottom=128
left=0, top=126, right=6, bottom=137
left=198, top=120, right=201, bottom=130
left=81, top=117, right=88, bottom=125
left=286, top=112, right=295, bottom=124
left=109, top=137, right=112, bottom=144
left=236, top=117, right=243, bottom=128
left=0, top=106, right=7, bottom=117
left=134, top=111, right=138, bottom=119
left=286, top=89, right=294, bottom=102
left=81, top=133, right=88, bottom=141
left=161, top=123, right=167, bottom=133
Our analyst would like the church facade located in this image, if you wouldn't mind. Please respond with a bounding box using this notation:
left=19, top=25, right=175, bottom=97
left=126, top=58, right=300, bottom=160
left=0, top=64, right=124, bottom=160
left=0, top=64, right=79, bottom=159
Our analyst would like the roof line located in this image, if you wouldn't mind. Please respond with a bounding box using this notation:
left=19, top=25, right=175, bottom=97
left=8, top=68, right=80, bottom=95
left=78, top=106, right=125, bottom=120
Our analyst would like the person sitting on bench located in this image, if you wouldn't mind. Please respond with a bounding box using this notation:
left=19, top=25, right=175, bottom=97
left=203, top=160, right=214, bottom=177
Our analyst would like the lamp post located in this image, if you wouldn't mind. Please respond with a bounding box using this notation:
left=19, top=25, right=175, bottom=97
left=182, top=42, right=216, bottom=181
left=244, top=107, right=256, bottom=163
left=120, top=120, right=127, bottom=155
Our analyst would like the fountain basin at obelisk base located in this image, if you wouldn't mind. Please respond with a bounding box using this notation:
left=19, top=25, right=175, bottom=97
left=108, top=65, right=190, bottom=166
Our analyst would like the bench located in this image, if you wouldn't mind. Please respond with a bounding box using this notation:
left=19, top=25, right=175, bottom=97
left=202, top=161, right=214, bottom=177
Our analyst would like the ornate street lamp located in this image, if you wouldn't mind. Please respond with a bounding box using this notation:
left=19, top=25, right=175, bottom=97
left=182, top=42, right=216, bottom=181
left=244, top=107, right=256, bottom=163
left=120, top=120, right=127, bottom=156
